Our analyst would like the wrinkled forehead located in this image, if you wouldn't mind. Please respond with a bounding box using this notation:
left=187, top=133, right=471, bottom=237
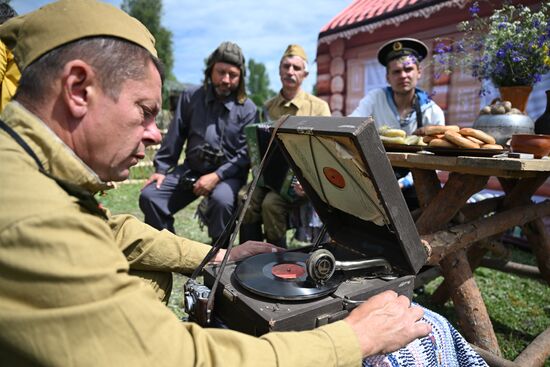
left=280, top=55, right=306, bottom=69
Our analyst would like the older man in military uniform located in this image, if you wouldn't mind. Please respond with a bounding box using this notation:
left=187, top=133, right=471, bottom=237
left=139, top=41, right=256, bottom=247
left=0, top=1, right=432, bottom=366
left=240, top=44, right=331, bottom=247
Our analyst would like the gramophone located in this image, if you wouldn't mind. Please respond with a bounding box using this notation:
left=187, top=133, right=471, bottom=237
left=186, top=116, right=427, bottom=336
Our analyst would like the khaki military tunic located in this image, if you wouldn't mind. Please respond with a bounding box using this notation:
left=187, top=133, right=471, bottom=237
left=264, top=89, right=331, bottom=121
left=244, top=90, right=331, bottom=242
left=0, top=101, right=361, bottom=366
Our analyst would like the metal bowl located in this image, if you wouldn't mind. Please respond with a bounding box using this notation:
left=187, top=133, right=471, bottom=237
left=473, top=114, right=534, bottom=145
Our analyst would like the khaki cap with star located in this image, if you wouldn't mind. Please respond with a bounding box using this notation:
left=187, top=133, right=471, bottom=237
left=0, top=0, right=157, bottom=71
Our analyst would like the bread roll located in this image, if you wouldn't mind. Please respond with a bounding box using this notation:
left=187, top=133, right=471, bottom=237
left=425, top=125, right=460, bottom=136
left=480, top=144, right=504, bottom=150
left=428, top=138, right=457, bottom=148
left=423, top=134, right=444, bottom=143
left=445, top=130, right=480, bottom=149
left=459, top=128, right=496, bottom=145
left=466, top=136, right=484, bottom=145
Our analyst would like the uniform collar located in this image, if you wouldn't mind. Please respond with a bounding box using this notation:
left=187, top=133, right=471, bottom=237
left=385, top=86, right=431, bottom=108
left=275, top=89, right=306, bottom=109
left=1, top=101, right=112, bottom=193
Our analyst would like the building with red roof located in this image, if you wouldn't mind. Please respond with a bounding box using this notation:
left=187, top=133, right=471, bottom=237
left=315, top=0, right=546, bottom=124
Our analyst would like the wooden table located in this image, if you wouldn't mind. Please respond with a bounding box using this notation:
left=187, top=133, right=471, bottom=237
left=386, top=151, right=550, bottom=365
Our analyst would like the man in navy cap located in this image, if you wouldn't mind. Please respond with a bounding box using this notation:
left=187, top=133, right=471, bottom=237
left=349, top=38, right=445, bottom=208
left=350, top=37, right=444, bottom=135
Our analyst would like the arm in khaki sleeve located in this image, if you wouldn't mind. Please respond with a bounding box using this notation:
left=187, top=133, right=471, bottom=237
left=0, top=210, right=362, bottom=367
left=108, top=213, right=212, bottom=274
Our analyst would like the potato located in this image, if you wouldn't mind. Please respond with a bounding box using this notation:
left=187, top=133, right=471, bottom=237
left=490, top=105, right=506, bottom=114
left=480, top=106, right=491, bottom=115
left=502, top=101, right=512, bottom=112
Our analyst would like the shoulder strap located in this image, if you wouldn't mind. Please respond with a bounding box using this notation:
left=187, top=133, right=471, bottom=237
left=414, top=93, right=423, bottom=128
left=0, top=118, right=107, bottom=220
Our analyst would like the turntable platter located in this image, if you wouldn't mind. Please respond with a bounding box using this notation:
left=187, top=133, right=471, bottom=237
left=234, top=252, right=341, bottom=301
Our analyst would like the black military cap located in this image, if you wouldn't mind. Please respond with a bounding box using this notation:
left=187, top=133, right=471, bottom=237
left=377, top=38, right=428, bottom=66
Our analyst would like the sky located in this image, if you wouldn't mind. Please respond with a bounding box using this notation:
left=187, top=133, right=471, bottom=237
left=11, top=0, right=353, bottom=94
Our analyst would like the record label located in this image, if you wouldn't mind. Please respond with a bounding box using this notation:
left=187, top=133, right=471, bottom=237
left=234, top=252, right=341, bottom=301
left=272, top=263, right=305, bottom=279
left=323, top=167, right=345, bottom=188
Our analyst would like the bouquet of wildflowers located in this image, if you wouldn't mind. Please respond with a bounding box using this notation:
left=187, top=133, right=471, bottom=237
left=434, top=2, right=550, bottom=89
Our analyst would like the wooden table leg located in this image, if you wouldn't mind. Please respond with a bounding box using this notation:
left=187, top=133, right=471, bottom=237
left=522, top=219, right=550, bottom=284
left=416, top=172, right=488, bottom=233
left=411, top=168, right=441, bottom=209
left=440, top=249, right=502, bottom=356
left=499, top=175, right=550, bottom=284
left=431, top=243, right=489, bottom=305
left=415, top=172, right=501, bottom=354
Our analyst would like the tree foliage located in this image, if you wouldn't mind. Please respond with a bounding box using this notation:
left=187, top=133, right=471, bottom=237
left=246, top=59, right=275, bottom=108
left=121, top=0, right=174, bottom=81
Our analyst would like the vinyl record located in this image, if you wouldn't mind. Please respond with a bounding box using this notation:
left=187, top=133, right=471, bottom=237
left=234, top=252, right=341, bottom=301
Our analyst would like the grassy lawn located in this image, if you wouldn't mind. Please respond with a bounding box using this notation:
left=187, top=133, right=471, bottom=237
left=99, top=181, right=550, bottom=364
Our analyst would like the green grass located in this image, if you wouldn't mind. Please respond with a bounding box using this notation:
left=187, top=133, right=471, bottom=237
left=98, top=182, right=550, bottom=364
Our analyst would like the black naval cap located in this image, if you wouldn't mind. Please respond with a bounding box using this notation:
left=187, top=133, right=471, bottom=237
left=377, top=38, right=428, bottom=67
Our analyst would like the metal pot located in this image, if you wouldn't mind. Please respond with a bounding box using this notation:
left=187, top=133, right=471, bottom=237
left=472, top=114, right=534, bottom=145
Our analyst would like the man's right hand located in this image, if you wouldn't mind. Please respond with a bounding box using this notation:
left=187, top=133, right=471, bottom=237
left=142, top=173, right=166, bottom=189
left=344, top=290, right=431, bottom=358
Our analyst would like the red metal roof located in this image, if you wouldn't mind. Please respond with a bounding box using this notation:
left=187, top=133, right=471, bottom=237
left=320, top=0, right=433, bottom=35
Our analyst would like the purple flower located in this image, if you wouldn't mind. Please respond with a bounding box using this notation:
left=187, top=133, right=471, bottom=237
left=469, top=3, right=480, bottom=16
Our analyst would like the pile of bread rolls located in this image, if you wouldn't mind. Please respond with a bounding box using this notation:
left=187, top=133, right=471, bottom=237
left=378, top=126, right=426, bottom=146
left=423, top=125, right=503, bottom=149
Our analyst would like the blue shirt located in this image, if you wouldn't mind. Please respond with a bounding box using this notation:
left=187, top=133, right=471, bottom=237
left=154, top=84, right=257, bottom=180
left=349, top=87, right=445, bottom=135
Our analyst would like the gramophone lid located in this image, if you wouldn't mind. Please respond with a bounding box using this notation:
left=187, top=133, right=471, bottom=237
left=272, top=115, right=427, bottom=275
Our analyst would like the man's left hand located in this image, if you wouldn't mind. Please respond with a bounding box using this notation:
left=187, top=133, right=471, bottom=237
left=211, top=241, right=284, bottom=263
left=193, top=172, right=220, bottom=196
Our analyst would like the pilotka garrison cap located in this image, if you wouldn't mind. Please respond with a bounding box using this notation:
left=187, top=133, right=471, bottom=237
left=377, top=38, right=428, bottom=67
left=281, top=44, right=308, bottom=63
left=0, top=0, right=157, bottom=71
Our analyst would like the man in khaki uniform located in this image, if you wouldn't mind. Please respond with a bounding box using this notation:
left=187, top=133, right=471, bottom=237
left=0, top=1, right=430, bottom=366
left=241, top=44, right=331, bottom=246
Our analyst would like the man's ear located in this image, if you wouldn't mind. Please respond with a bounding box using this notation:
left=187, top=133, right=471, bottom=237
left=62, top=60, right=96, bottom=119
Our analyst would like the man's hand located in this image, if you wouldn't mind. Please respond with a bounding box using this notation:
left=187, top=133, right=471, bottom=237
left=211, top=241, right=284, bottom=263
left=344, top=290, right=431, bottom=357
left=142, top=173, right=166, bottom=189
left=193, top=172, right=220, bottom=196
